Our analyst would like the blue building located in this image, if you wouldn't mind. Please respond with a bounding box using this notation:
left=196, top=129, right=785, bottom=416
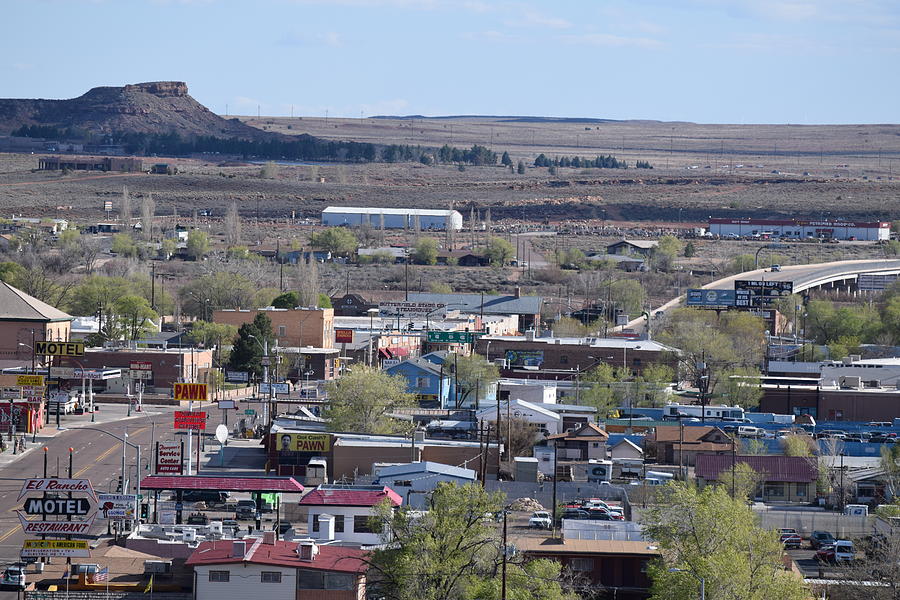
left=372, top=461, right=477, bottom=508
left=385, top=356, right=452, bottom=407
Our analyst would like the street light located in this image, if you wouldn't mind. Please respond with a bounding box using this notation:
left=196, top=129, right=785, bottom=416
left=248, top=334, right=272, bottom=426
left=669, top=568, right=705, bottom=600
left=366, top=308, right=379, bottom=367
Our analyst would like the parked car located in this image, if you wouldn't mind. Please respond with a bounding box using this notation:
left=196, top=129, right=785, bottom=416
left=815, top=540, right=855, bottom=563
left=0, top=564, right=25, bottom=590
left=222, top=519, right=240, bottom=536
left=186, top=512, right=209, bottom=525
left=182, top=490, right=230, bottom=506
left=770, top=265, right=782, bottom=272
left=528, top=511, right=553, bottom=529
left=810, top=530, right=835, bottom=549
left=560, top=509, right=591, bottom=521
left=778, top=528, right=802, bottom=549
left=235, top=500, right=257, bottom=519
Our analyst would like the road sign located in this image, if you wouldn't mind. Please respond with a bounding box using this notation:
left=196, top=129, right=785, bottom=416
left=0, top=388, right=20, bottom=399
left=174, top=411, right=207, bottom=430
left=244, top=409, right=255, bottom=415
left=174, top=383, right=207, bottom=401
left=18, top=478, right=96, bottom=501
left=24, top=497, right=91, bottom=516
left=34, top=341, right=84, bottom=357
left=22, top=539, right=90, bottom=558
left=16, top=375, right=45, bottom=388
left=124, top=369, right=152, bottom=380
left=98, top=494, right=137, bottom=519
left=156, top=441, right=183, bottom=474
left=225, top=370, right=249, bottom=383
left=427, top=330, right=474, bottom=343
left=335, top=328, right=354, bottom=344
left=259, top=382, right=290, bottom=395
left=17, top=512, right=96, bottom=535
left=218, top=400, right=236, bottom=410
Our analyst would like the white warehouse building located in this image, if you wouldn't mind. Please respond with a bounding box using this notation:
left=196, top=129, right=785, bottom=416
left=321, top=206, right=464, bottom=231
left=709, top=218, right=890, bottom=241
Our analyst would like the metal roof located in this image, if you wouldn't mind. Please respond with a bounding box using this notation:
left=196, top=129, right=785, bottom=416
left=186, top=538, right=367, bottom=572
left=694, top=454, right=818, bottom=483
left=407, top=292, right=543, bottom=315
left=299, top=484, right=402, bottom=507
left=139, top=475, right=305, bottom=493
left=323, top=206, right=460, bottom=217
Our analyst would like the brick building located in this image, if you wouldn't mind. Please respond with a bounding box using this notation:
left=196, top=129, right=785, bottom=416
left=760, top=384, right=900, bottom=422
left=77, top=347, right=213, bottom=392
left=213, top=307, right=335, bottom=349
left=0, top=281, right=73, bottom=369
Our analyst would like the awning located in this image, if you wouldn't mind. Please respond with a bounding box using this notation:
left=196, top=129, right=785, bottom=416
left=388, top=347, right=410, bottom=358
left=140, top=475, right=305, bottom=494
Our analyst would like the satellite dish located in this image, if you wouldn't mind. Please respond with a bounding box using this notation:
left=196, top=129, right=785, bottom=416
left=215, top=424, right=228, bottom=444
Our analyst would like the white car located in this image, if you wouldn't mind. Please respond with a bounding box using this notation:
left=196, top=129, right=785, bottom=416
left=528, top=511, right=552, bottom=529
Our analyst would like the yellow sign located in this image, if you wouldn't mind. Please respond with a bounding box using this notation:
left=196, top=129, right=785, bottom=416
left=174, top=383, right=208, bottom=401
left=16, top=375, right=45, bottom=388
left=23, top=540, right=89, bottom=550
left=277, top=433, right=331, bottom=453
left=34, top=341, right=84, bottom=357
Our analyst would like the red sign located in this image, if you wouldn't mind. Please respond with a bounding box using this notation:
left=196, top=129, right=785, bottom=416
left=156, top=441, right=183, bottom=474
left=130, top=361, right=152, bottom=371
left=174, top=411, right=207, bottom=430
left=335, top=328, right=354, bottom=344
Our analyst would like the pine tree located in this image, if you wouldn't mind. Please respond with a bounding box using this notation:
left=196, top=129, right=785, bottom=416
left=500, top=151, right=512, bottom=166
left=517, top=160, right=525, bottom=174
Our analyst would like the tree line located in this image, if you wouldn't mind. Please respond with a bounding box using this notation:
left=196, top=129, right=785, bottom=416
left=533, top=153, right=634, bottom=169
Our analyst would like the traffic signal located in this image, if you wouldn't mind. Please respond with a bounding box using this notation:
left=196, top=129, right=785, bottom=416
left=115, top=476, right=123, bottom=492
left=140, top=504, right=149, bottom=520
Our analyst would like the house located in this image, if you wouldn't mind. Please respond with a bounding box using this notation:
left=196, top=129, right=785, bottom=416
left=299, top=485, right=402, bottom=546
left=186, top=534, right=367, bottom=600
left=515, top=537, right=659, bottom=600
left=330, top=294, right=378, bottom=317
left=372, top=461, right=477, bottom=508
left=436, top=250, right=489, bottom=267
left=357, top=247, right=407, bottom=264
left=476, top=398, right=562, bottom=436
left=844, top=468, right=890, bottom=504
left=384, top=356, right=452, bottom=407
left=546, top=422, right=610, bottom=461
left=647, top=425, right=733, bottom=467
left=0, top=281, right=74, bottom=369
left=586, top=253, right=647, bottom=272
left=609, top=437, right=645, bottom=461
left=606, top=239, right=659, bottom=256
left=694, top=454, right=818, bottom=502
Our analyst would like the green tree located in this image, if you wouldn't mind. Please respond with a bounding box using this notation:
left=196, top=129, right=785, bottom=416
left=500, top=151, right=512, bottom=167
left=186, top=230, right=210, bottom=260
left=179, top=271, right=262, bottom=319
left=581, top=363, right=628, bottom=417
left=429, top=282, right=453, bottom=294
left=317, top=293, right=332, bottom=308
left=413, top=237, right=440, bottom=265
left=228, top=313, right=274, bottom=378
left=516, top=160, right=525, bottom=174
left=309, top=227, right=359, bottom=257
left=600, top=278, right=647, bottom=317
left=466, top=559, right=578, bottom=600
left=0, top=261, right=26, bottom=287
left=683, top=242, right=696, bottom=258
left=448, top=353, right=500, bottom=407
left=271, top=291, right=300, bottom=309
left=189, top=321, right=238, bottom=349
left=729, top=253, right=756, bottom=273
left=484, top=237, right=514, bottom=267
left=323, top=366, right=415, bottom=434
left=781, top=433, right=815, bottom=457
left=114, top=295, right=158, bottom=341
left=111, top=232, right=138, bottom=258
left=159, top=237, right=177, bottom=259
left=653, top=235, right=683, bottom=272
left=57, top=228, right=80, bottom=252
left=645, top=483, right=808, bottom=600
left=369, top=482, right=505, bottom=600
left=718, top=366, right=763, bottom=409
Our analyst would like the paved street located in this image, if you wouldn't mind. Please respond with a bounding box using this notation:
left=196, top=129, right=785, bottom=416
left=0, top=400, right=251, bottom=596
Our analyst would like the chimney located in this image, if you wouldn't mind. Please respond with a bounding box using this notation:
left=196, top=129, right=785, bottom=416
left=297, top=540, right=319, bottom=562
left=263, top=531, right=276, bottom=545
left=317, top=514, right=335, bottom=541
left=514, top=286, right=521, bottom=298
left=232, top=541, right=246, bottom=558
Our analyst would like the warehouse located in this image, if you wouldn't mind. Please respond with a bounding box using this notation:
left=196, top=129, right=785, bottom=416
left=321, top=206, right=464, bottom=231
left=709, top=218, right=890, bottom=241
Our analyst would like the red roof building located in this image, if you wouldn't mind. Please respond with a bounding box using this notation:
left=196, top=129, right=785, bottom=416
left=695, top=454, right=818, bottom=503
left=187, top=536, right=367, bottom=600
left=299, top=485, right=401, bottom=547
left=299, top=485, right=402, bottom=507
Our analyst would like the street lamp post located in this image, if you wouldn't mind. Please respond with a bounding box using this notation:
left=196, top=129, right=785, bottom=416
left=248, top=335, right=271, bottom=426
left=366, top=308, right=379, bottom=367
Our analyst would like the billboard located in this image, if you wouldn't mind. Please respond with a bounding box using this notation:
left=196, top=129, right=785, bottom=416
left=174, top=383, right=208, bottom=401
left=686, top=289, right=736, bottom=307
left=156, top=441, right=183, bottom=474
left=225, top=370, right=249, bottom=383
left=16, top=375, right=45, bottom=388
left=505, top=350, right=544, bottom=367
left=259, top=382, right=290, bottom=395
left=378, top=301, right=446, bottom=317
left=275, top=433, right=332, bottom=453
left=34, top=341, right=84, bottom=357
left=97, top=494, right=137, bottom=519
left=335, top=328, right=354, bottom=344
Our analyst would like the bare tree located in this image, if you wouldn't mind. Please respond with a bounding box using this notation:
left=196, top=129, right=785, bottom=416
left=120, top=186, right=132, bottom=228
left=224, top=200, right=242, bottom=247
left=295, top=255, right=321, bottom=307
left=140, top=194, right=155, bottom=241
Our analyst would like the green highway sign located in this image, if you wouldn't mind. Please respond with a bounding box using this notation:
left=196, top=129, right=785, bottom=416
left=245, top=409, right=255, bottom=415
left=427, top=331, right=479, bottom=344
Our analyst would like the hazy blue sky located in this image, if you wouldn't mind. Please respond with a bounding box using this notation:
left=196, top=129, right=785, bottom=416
left=3, top=0, right=898, bottom=123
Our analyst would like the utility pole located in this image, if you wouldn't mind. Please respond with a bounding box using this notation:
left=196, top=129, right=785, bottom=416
left=501, top=509, right=508, bottom=600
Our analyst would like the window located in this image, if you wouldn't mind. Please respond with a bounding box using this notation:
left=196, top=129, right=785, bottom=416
left=208, top=571, right=230, bottom=582
left=570, top=558, right=593, bottom=572
left=560, top=355, right=569, bottom=365
left=298, top=570, right=356, bottom=591
left=764, top=483, right=785, bottom=497
left=312, top=514, right=344, bottom=532
left=795, top=484, right=807, bottom=497
left=261, top=571, right=282, bottom=583
left=325, top=573, right=355, bottom=590
left=278, top=325, right=287, bottom=337
left=353, top=515, right=379, bottom=534
left=416, top=377, right=429, bottom=389
left=393, top=480, right=412, bottom=487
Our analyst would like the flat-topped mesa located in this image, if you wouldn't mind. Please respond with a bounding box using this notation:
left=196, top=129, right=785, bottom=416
left=122, top=81, right=189, bottom=97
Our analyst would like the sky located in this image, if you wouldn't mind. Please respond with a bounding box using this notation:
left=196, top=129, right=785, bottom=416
left=2, top=0, right=898, bottom=124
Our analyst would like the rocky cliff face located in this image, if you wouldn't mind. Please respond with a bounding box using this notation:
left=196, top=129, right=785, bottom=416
left=0, top=81, right=268, bottom=140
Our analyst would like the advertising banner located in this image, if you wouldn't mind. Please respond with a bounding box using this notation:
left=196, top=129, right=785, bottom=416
left=17, top=512, right=96, bottom=535
left=174, top=411, right=206, bottom=430
left=225, top=370, right=249, bottom=383
left=378, top=301, right=446, bottom=317
left=275, top=433, right=332, bottom=453
left=504, top=349, right=544, bottom=367
left=156, top=441, right=183, bottom=474
left=19, top=478, right=96, bottom=501
left=334, top=328, right=354, bottom=344
left=16, top=375, right=45, bottom=388
left=686, top=289, right=736, bottom=307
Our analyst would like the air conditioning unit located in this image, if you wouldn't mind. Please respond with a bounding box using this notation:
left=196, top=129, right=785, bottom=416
left=839, top=376, right=862, bottom=389
left=182, top=528, right=197, bottom=543
left=143, top=561, right=172, bottom=575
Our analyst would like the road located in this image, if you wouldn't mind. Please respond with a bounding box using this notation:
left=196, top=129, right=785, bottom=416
left=0, top=402, right=233, bottom=596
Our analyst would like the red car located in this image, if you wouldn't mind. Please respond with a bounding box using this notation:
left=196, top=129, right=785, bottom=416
left=778, top=528, right=802, bottom=549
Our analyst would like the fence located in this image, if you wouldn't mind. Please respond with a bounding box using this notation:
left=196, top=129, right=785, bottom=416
left=485, top=481, right=631, bottom=517
left=753, top=507, right=874, bottom=538
left=26, top=592, right=191, bottom=600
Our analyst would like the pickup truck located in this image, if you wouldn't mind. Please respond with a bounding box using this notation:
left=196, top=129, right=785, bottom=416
left=528, top=511, right=552, bottom=529
left=47, top=393, right=78, bottom=415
